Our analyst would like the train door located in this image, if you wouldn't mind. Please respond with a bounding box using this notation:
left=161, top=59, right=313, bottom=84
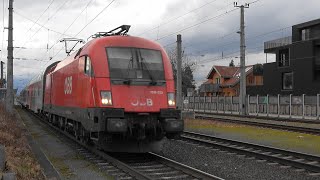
left=78, top=55, right=95, bottom=107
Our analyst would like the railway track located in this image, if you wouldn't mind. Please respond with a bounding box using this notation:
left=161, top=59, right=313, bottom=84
left=109, top=152, right=222, bottom=180
left=22, top=108, right=223, bottom=180
left=181, top=131, right=320, bottom=173
left=195, top=113, right=320, bottom=135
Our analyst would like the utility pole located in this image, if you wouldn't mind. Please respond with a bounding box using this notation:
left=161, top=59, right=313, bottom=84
left=6, top=0, right=14, bottom=113
left=176, top=34, right=182, bottom=110
left=1, top=61, right=4, bottom=82
left=234, top=2, right=249, bottom=115
left=0, top=61, right=3, bottom=88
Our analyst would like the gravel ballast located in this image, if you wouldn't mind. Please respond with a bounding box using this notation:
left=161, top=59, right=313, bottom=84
left=160, top=138, right=320, bottom=180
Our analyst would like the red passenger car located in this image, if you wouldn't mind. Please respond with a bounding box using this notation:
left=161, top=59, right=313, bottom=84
left=20, top=26, right=183, bottom=152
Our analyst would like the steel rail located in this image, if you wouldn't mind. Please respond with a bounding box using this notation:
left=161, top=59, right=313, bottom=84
left=149, top=152, right=224, bottom=180
left=182, top=131, right=320, bottom=173
left=23, top=109, right=152, bottom=180
left=21, top=108, right=224, bottom=180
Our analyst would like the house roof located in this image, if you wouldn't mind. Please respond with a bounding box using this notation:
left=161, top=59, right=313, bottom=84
left=207, top=66, right=239, bottom=79
left=203, top=79, right=214, bottom=84
left=205, top=65, right=254, bottom=87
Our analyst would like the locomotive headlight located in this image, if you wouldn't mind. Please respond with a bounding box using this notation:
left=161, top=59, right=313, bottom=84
left=167, top=93, right=176, bottom=107
left=101, top=91, right=112, bottom=106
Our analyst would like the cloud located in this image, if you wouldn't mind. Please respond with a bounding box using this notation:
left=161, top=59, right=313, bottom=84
left=0, top=0, right=318, bottom=90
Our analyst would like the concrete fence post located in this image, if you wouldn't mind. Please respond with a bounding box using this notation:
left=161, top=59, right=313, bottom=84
left=231, top=96, right=234, bottom=114
left=317, top=94, right=320, bottom=120
left=210, top=96, right=213, bottom=112
left=224, top=96, right=226, bottom=114
left=277, top=94, right=280, bottom=118
left=197, top=95, right=201, bottom=112
left=193, top=96, right=195, bottom=112
left=216, top=95, right=219, bottom=113
left=267, top=94, right=269, bottom=117
left=247, top=95, right=250, bottom=115
left=256, top=94, right=259, bottom=116
left=238, top=95, right=241, bottom=115
left=289, top=94, right=292, bottom=118
left=302, top=94, right=305, bottom=119
left=204, top=95, right=206, bottom=113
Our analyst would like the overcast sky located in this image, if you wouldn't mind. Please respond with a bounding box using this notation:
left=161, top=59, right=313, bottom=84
left=0, top=0, right=319, bottom=90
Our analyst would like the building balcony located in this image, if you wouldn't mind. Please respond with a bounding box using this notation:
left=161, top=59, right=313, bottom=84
left=264, top=36, right=292, bottom=52
left=199, top=83, right=221, bottom=93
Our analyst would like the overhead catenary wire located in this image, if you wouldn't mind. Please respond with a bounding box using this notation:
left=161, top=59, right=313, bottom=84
left=42, top=0, right=117, bottom=69
left=46, top=1, right=264, bottom=67
left=170, top=20, right=318, bottom=66
left=156, top=5, right=238, bottom=41
left=186, top=25, right=291, bottom=58
left=194, top=30, right=320, bottom=66
left=158, top=0, right=264, bottom=56
left=160, top=0, right=264, bottom=54
left=163, top=41, right=176, bottom=48
left=16, top=0, right=318, bottom=84
left=17, top=0, right=265, bottom=71
left=74, top=0, right=116, bottom=37
left=189, top=23, right=320, bottom=61
left=14, top=57, right=49, bottom=62
left=22, top=0, right=56, bottom=38
left=45, top=0, right=95, bottom=54
left=136, top=0, right=221, bottom=36
left=15, top=0, right=73, bottom=56
left=26, top=0, right=96, bottom=66
left=22, top=0, right=243, bottom=69
left=14, top=10, right=72, bottom=38
left=187, top=41, right=266, bottom=65
left=185, top=30, right=238, bottom=48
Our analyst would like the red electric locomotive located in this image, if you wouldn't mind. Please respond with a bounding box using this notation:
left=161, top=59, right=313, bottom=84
left=20, top=25, right=183, bottom=152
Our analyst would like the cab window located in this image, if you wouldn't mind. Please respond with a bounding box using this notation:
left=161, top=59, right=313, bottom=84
left=84, top=56, right=94, bottom=76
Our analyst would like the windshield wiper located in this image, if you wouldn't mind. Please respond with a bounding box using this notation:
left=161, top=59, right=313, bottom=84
left=140, top=57, right=157, bottom=85
left=123, top=56, right=134, bottom=85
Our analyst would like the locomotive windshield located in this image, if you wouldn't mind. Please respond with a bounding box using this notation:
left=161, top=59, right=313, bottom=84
left=106, top=47, right=165, bottom=84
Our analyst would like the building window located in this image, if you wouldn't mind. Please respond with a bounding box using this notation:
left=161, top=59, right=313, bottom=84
left=301, top=28, right=310, bottom=41
left=279, top=49, right=289, bottom=67
left=216, top=78, right=220, bottom=84
left=282, top=72, right=293, bottom=90
left=248, top=76, right=254, bottom=85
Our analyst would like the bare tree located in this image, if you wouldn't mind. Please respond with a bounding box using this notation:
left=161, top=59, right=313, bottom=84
left=166, top=47, right=196, bottom=96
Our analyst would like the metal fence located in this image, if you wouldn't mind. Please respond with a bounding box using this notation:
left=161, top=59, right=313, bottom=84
left=183, top=94, right=320, bottom=120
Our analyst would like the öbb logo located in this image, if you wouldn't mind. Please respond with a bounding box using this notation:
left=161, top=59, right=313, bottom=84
left=64, top=76, right=72, bottom=95
left=131, top=97, right=153, bottom=107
